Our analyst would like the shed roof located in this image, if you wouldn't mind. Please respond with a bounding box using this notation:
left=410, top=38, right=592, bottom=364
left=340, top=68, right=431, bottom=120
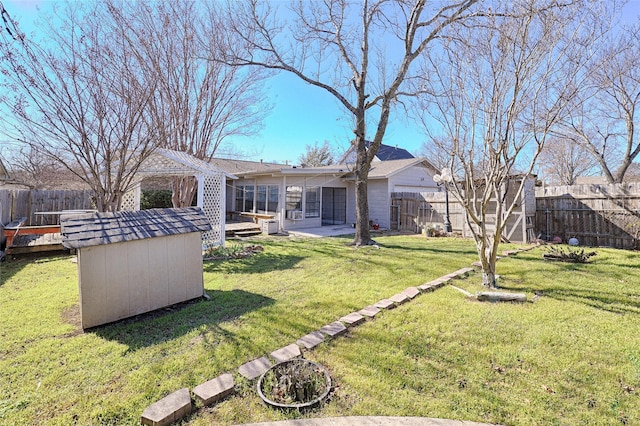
left=60, top=207, right=211, bottom=249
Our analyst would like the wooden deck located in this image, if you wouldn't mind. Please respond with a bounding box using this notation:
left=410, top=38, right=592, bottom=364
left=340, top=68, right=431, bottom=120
left=3, top=219, right=66, bottom=254
left=6, top=232, right=64, bottom=254
left=2, top=220, right=265, bottom=254
left=225, top=221, right=262, bottom=238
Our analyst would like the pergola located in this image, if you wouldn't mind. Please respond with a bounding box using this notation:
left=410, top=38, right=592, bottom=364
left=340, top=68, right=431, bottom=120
left=122, top=149, right=236, bottom=248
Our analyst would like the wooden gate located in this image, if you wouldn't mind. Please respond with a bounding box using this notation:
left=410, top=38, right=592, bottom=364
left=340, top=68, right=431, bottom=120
left=391, top=175, right=536, bottom=244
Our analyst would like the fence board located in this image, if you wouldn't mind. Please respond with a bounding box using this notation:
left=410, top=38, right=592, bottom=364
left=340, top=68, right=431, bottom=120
left=535, top=183, right=640, bottom=249
left=0, top=189, right=94, bottom=227
left=391, top=178, right=536, bottom=244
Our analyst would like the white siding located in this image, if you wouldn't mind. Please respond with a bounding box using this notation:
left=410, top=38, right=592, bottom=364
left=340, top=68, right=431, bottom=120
left=367, top=179, right=390, bottom=229
left=388, top=165, right=438, bottom=192
left=346, top=181, right=356, bottom=226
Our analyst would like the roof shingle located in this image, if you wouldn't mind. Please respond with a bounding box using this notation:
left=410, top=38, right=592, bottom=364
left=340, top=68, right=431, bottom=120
left=60, top=207, right=211, bottom=249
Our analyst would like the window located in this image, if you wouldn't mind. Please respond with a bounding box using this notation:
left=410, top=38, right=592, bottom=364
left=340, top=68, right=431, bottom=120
left=235, top=185, right=255, bottom=212
left=286, top=186, right=302, bottom=212
left=305, top=186, right=320, bottom=218
left=257, top=185, right=279, bottom=214
left=268, top=185, right=279, bottom=213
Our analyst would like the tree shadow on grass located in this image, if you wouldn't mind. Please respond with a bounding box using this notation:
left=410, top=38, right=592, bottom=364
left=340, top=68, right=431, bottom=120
left=203, top=252, right=304, bottom=274
left=0, top=252, right=72, bottom=288
left=498, top=280, right=640, bottom=316
left=91, top=289, right=275, bottom=352
left=378, top=242, right=478, bottom=256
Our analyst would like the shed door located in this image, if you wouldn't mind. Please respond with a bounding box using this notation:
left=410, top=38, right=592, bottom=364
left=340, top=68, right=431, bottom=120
left=322, top=187, right=346, bottom=225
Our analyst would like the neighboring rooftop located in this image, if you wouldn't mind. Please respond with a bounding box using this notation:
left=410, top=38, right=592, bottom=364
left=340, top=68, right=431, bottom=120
left=339, top=141, right=415, bottom=164
left=60, top=207, right=211, bottom=249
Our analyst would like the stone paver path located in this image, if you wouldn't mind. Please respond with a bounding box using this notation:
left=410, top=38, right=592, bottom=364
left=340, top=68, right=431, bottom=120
left=373, top=298, right=395, bottom=309
left=141, top=244, right=536, bottom=425
left=339, top=312, right=366, bottom=326
left=358, top=305, right=381, bottom=318
left=270, top=344, right=302, bottom=363
left=193, top=373, right=234, bottom=406
left=238, top=356, right=272, bottom=380
left=297, top=331, right=325, bottom=350
left=320, top=321, right=348, bottom=337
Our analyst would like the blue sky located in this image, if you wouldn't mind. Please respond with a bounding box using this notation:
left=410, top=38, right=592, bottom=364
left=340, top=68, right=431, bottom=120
left=3, top=0, right=640, bottom=165
left=242, top=73, right=424, bottom=164
left=1, top=0, right=429, bottom=165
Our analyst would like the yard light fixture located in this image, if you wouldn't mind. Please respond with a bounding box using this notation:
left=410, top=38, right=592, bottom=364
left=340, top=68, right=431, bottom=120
left=433, top=168, right=452, bottom=233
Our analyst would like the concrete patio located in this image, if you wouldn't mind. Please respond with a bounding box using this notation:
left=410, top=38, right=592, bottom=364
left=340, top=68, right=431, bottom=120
left=286, top=224, right=355, bottom=238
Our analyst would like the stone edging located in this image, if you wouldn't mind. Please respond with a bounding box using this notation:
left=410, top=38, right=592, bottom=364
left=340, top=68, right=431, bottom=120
left=141, top=245, right=536, bottom=425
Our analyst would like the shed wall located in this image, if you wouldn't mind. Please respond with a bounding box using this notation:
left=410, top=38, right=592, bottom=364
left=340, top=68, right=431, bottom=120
left=77, top=233, right=204, bottom=328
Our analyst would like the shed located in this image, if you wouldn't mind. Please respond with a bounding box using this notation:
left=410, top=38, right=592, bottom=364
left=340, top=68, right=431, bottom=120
left=60, top=207, right=211, bottom=329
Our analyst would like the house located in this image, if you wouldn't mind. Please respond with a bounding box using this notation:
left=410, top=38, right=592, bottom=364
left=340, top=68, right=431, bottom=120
left=212, top=156, right=439, bottom=233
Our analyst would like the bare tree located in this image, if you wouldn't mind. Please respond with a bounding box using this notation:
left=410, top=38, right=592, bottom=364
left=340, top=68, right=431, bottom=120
left=299, top=141, right=335, bottom=167
left=219, top=0, right=484, bottom=246
left=104, top=0, right=270, bottom=208
left=417, top=0, right=608, bottom=287
left=0, top=1, right=159, bottom=211
left=4, top=145, right=88, bottom=189
left=554, top=21, right=640, bottom=184
left=537, top=136, right=599, bottom=185
left=418, top=136, right=455, bottom=171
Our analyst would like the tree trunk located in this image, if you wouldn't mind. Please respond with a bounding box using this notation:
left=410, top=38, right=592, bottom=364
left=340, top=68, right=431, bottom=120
left=353, top=173, right=372, bottom=246
left=481, top=269, right=497, bottom=289
left=476, top=233, right=498, bottom=289
left=352, top=126, right=374, bottom=246
left=172, top=176, right=197, bottom=208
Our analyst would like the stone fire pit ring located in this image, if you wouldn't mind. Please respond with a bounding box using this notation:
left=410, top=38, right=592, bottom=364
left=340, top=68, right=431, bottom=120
left=257, top=359, right=332, bottom=409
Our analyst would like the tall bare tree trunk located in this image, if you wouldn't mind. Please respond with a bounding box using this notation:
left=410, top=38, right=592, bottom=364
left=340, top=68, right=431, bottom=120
left=354, top=135, right=372, bottom=245
left=219, top=0, right=483, bottom=247
left=171, top=176, right=197, bottom=208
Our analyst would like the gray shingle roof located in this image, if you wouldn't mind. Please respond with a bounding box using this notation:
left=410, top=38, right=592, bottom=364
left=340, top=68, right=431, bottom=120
left=60, top=207, right=211, bottom=249
left=307, top=158, right=437, bottom=179
left=209, top=158, right=292, bottom=176
left=338, top=142, right=416, bottom=163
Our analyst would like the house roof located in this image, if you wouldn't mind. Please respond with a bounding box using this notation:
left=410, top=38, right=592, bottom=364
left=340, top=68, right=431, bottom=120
left=374, top=143, right=415, bottom=161
left=205, top=155, right=437, bottom=180
left=338, top=141, right=416, bottom=163
left=366, top=158, right=437, bottom=178
left=209, top=158, right=292, bottom=177
left=253, top=157, right=437, bottom=179
left=60, top=207, right=211, bottom=249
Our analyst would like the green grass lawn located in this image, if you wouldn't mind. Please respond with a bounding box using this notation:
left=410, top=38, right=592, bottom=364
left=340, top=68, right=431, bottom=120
left=1, top=235, right=639, bottom=425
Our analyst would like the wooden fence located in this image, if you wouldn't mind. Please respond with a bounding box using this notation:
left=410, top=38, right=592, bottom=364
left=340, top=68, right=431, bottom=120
left=0, top=189, right=94, bottom=227
left=535, top=183, right=640, bottom=250
left=390, top=191, right=467, bottom=234
left=391, top=178, right=536, bottom=244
